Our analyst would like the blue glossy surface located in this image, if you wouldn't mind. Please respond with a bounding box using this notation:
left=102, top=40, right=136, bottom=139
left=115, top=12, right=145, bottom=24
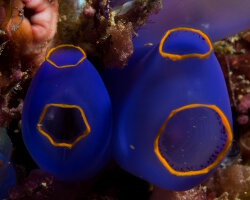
left=102, top=45, right=155, bottom=120
left=22, top=45, right=112, bottom=181
left=112, top=29, right=233, bottom=190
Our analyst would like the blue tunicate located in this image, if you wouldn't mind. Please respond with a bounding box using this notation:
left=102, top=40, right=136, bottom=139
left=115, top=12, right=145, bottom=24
left=0, top=128, right=15, bottom=199
left=22, top=44, right=112, bottom=181
left=112, top=27, right=233, bottom=190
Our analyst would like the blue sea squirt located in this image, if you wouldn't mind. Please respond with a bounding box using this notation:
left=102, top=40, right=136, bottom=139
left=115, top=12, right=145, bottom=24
left=22, top=44, right=112, bottom=181
left=113, top=27, right=233, bottom=190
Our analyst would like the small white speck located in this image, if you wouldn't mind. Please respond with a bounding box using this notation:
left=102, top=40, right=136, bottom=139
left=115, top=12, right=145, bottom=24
left=130, top=145, right=135, bottom=150
left=48, top=113, right=55, bottom=120
left=201, top=23, right=210, bottom=29
left=144, top=43, right=153, bottom=46
left=41, top=182, right=47, bottom=187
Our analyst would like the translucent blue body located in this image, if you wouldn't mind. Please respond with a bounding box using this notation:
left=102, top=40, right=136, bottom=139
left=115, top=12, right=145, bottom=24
left=112, top=28, right=233, bottom=190
left=0, top=128, right=15, bottom=198
left=133, top=0, right=250, bottom=47
left=102, top=45, right=155, bottom=120
left=22, top=45, right=112, bottom=181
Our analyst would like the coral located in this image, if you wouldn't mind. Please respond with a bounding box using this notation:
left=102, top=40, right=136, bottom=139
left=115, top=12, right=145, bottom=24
left=104, top=21, right=133, bottom=67
left=0, top=48, right=32, bottom=127
left=6, top=0, right=58, bottom=67
left=241, top=29, right=250, bottom=44
left=8, top=167, right=151, bottom=199
left=240, top=131, right=250, bottom=159
left=237, top=94, right=250, bottom=125
left=9, top=169, right=54, bottom=200
left=214, top=35, right=241, bottom=55
left=0, top=0, right=58, bottom=126
left=150, top=186, right=207, bottom=200
left=204, top=164, right=250, bottom=199
left=214, top=32, right=250, bottom=114
left=56, top=0, right=161, bottom=68
left=114, top=0, right=161, bottom=28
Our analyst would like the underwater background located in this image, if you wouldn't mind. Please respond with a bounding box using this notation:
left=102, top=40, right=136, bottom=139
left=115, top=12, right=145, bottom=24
left=0, top=0, right=249, bottom=199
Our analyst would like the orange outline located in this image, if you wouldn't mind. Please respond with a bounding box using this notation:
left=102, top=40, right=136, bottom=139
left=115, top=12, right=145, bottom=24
left=154, top=104, right=233, bottom=176
left=159, top=27, right=213, bottom=61
left=37, top=103, right=91, bottom=149
left=46, top=44, right=86, bottom=69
